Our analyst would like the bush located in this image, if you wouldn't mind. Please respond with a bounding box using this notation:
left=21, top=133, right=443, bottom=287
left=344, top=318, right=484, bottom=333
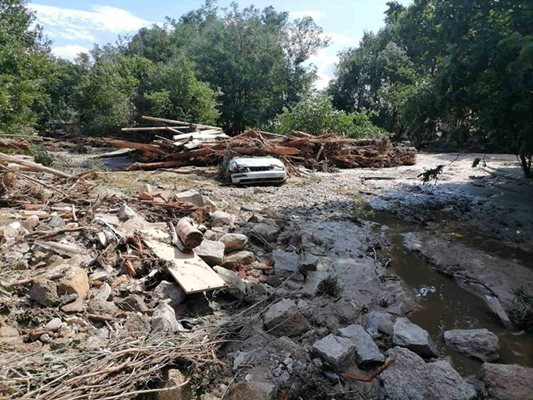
left=271, top=94, right=384, bottom=138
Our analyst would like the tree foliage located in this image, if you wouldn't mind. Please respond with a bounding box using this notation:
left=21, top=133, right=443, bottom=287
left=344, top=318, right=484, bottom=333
left=329, top=0, right=533, bottom=175
left=273, top=94, right=383, bottom=138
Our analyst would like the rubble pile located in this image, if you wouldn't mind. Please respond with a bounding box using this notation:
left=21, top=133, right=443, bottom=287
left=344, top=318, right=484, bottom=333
left=2, top=149, right=532, bottom=400
left=110, top=116, right=417, bottom=171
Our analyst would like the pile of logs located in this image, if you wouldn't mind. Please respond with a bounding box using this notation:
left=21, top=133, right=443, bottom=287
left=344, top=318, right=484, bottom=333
left=112, top=116, right=416, bottom=172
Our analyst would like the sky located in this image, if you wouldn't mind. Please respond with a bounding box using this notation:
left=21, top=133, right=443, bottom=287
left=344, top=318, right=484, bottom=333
left=29, top=0, right=409, bottom=89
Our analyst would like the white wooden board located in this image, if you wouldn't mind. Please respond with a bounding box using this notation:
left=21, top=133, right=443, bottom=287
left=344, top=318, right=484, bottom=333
left=145, top=239, right=226, bottom=294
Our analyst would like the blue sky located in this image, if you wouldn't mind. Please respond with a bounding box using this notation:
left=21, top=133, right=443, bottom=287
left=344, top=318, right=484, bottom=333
left=29, top=0, right=409, bottom=88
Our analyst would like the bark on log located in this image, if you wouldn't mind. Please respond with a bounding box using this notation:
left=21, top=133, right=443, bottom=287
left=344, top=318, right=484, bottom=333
left=175, top=217, right=204, bottom=249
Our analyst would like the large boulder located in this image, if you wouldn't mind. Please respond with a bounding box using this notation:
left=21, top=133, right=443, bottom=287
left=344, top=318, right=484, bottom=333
left=364, top=310, right=395, bottom=337
left=479, top=363, right=533, bottom=400
left=194, top=240, right=225, bottom=266
left=262, top=299, right=310, bottom=337
left=220, top=233, right=248, bottom=252
left=444, top=328, right=499, bottom=362
left=312, top=334, right=356, bottom=371
left=380, top=346, right=477, bottom=400
left=338, top=324, right=385, bottom=366
left=392, top=317, right=438, bottom=358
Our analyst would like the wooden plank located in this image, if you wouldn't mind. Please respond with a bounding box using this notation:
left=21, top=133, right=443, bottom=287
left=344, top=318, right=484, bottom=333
left=142, top=115, right=222, bottom=131
left=145, top=239, right=226, bottom=294
left=121, top=126, right=188, bottom=132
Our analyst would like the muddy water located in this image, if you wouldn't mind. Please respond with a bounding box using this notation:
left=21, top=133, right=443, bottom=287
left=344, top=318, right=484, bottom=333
left=371, top=212, right=533, bottom=376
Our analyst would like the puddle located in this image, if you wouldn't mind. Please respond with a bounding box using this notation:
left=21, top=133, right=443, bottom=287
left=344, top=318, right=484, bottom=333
left=371, top=211, right=533, bottom=376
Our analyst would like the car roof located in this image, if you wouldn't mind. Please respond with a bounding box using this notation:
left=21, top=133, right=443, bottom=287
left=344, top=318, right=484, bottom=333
left=230, top=157, right=285, bottom=168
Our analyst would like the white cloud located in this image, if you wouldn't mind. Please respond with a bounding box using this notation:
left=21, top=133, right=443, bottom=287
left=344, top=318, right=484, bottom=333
left=327, top=32, right=360, bottom=46
left=52, top=44, right=90, bottom=60
left=29, top=4, right=150, bottom=42
left=289, top=10, right=325, bottom=20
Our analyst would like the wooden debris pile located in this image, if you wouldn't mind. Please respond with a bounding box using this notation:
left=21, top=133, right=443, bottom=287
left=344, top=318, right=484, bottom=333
left=114, top=116, right=416, bottom=171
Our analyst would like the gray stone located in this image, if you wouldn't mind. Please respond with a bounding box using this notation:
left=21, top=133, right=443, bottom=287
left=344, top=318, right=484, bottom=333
left=444, top=328, right=499, bottom=362
left=338, top=324, right=385, bottom=365
left=22, top=215, right=40, bottom=230
left=312, top=334, right=356, bottom=371
left=220, top=233, right=248, bottom=252
left=194, top=240, right=225, bottom=266
left=210, top=211, right=234, bottom=227
left=226, top=381, right=276, bottom=400
left=271, top=250, right=299, bottom=274
left=262, top=299, right=310, bottom=337
left=48, top=215, right=65, bottom=228
left=222, top=250, right=255, bottom=268
left=299, top=253, right=319, bottom=271
left=380, top=346, right=477, bottom=400
left=393, top=317, right=438, bottom=358
left=29, top=279, right=59, bottom=306
left=364, top=310, right=395, bottom=337
left=479, top=363, right=533, bottom=400
left=119, top=294, right=149, bottom=313
left=117, top=203, right=137, bottom=221
left=213, top=266, right=250, bottom=299
left=88, top=299, right=118, bottom=316
left=152, top=302, right=185, bottom=333
left=153, top=280, right=186, bottom=306
left=45, top=318, right=63, bottom=332
left=251, top=222, right=280, bottom=242
left=93, top=282, right=112, bottom=302
left=175, top=189, right=205, bottom=207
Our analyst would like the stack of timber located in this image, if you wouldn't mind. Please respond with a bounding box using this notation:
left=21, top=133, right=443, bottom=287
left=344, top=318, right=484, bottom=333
left=114, top=116, right=416, bottom=171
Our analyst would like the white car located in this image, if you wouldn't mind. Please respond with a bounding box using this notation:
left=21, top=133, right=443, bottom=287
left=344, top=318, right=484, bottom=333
left=227, top=156, right=287, bottom=185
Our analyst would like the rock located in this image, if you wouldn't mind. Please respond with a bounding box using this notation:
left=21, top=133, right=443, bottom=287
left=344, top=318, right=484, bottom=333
left=381, top=346, right=477, bottom=400
left=299, top=253, right=319, bottom=271
left=479, top=363, right=533, bottom=400
left=22, top=215, right=40, bottom=230
left=444, top=328, right=499, bottom=362
left=251, top=222, right=280, bottom=242
left=29, top=279, right=59, bottom=306
left=45, top=318, right=63, bottom=332
left=92, top=282, right=112, bottom=302
left=119, top=294, right=149, bottom=313
left=225, top=381, right=276, bottom=400
left=213, top=266, right=250, bottom=299
left=61, top=298, right=84, bottom=313
left=203, top=230, right=220, bottom=241
left=220, top=233, right=248, bottom=252
left=153, top=281, right=186, bottom=306
left=271, top=250, right=299, bottom=274
left=262, top=299, right=310, bottom=337
left=210, top=211, right=234, bottom=227
left=48, top=215, right=65, bottom=228
left=393, top=317, right=438, bottom=358
left=222, top=251, right=255, bottom=268
left=312, top=334, right=356, bottom=371
left=197, top=224, right=208, bottom=233
left=338, top=324, right=385, bottom=365
left=57, top=266, right=89, bottom=300
left=3, top=221, right=29, bottom=241
left=88, top=299, right=118, bottom=316
left=194, top=240, right=225, bottom=266
left=124, top=313, right=151, bottom=336
left=175, top=189, right=205, bottom=207
left=0, top=325, right=19, bottom=337
left=117, top=203, right=137, bottom=221
left=152, top=302, right=184, bottom=333
left=364, top=310, right=395, bottom=337
left=159, top=369, right=192, bottom=400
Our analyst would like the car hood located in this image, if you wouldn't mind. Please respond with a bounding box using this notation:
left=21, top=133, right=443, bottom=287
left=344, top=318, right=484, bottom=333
left=230, top=157, right=285, bottom=168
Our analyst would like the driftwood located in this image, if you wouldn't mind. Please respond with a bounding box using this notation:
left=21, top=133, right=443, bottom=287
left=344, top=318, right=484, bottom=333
left=0, top=153, right=73, bottom=179
left=176, top=217, right=204, bottom=249
left=341, top=358, right=395, bottom=382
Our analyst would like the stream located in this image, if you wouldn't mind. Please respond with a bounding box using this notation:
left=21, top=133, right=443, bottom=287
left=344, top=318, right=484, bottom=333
left=371, top=211, right=533, bottom=376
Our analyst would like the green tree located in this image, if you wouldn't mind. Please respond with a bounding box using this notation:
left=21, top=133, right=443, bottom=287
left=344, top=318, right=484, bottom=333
left=0, top=0, right=50, bottom=134
left=272, top=94, right=383, bottom=138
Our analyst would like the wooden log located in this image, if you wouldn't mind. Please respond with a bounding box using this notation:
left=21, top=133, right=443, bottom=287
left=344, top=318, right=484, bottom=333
left=127, top=160, right=185, bottom=171
left=0, top=152, right=73, bottom=179
left=141, top=116, right=222, bottom=131
left=121, top=126, right=188, bottom=132
left=175, top=217, right=204, bottom=249
left=107, top=139, right=168, bottom=155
